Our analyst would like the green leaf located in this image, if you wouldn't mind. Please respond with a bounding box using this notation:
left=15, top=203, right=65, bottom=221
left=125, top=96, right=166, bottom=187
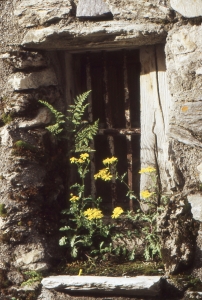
left=59, top=236, right=68, bottom=246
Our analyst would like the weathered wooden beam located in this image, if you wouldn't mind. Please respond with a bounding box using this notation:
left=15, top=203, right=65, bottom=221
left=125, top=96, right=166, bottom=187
left=76, top=0, right=111, bottom=18
left=140, top=45, right=172, bottom=193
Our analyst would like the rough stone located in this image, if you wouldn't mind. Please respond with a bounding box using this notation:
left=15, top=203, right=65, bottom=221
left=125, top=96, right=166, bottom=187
left=105, top=0, right=172, bottom=21
left=77, top=0, right=111, bottom=18
left=38, top=287, right=166, bottom=300
left=7, top=270, right=24, bottom=285
left=170, top=0, right=202, bottom=18
left=197, top=163, right=202, bottom=182
left=14, top=0, right=72, bottom=28
left=42, top=275, right=161, bottom=296
left=157, top=196, right=199, bottom=274
left=22, top=262, right=49, bottom=272
left=14, top=249, right=45, bottom=267
left=166, top=24, right=202, bottom=149
left=0, top=51, right=49, bottom=70
left=7, top=69, right=57, bottom=91
left=22, top=22, right=166, bottom=50
left=184, top=290, right=202, bottom=299
left=187, top=193, right=202, bottom=222
left=18, top=107, right=52, bottom=128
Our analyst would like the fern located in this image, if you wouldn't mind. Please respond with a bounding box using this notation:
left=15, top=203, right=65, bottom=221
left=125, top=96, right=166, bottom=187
left=38, top=100, right=65, bottom=136
left=67, top=91, right=91, bottom=126
left=75, top=120, right=99, bottom=152
left=39, top=91, right=98, bottom=153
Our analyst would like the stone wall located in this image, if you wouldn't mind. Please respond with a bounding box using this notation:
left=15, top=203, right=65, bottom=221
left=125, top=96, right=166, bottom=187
left=0, top=0, right=202, bottom=298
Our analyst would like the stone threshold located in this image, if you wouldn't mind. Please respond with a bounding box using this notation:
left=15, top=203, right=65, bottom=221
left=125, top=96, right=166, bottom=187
left=41, top=275, right=162, bottom=297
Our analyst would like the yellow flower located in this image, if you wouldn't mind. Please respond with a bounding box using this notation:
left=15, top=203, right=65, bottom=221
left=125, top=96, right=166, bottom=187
left=70, top=157, right=78, bottom=163
left=70, top=194, right=79, bottom=201
left=94, top=168, right=112, bottom=181
left=103, top=157, right=118, bottom=165
left=139, top=166, right=156, bottom=174
left=80, top=153, right=89, bottom=160
left=140, top=190, right=154, bottom=199
left=77, top=158, right=84, bottom=164
left=112, top=207, right=124, bottom=219
left=84, top=208, right=103, bottom=220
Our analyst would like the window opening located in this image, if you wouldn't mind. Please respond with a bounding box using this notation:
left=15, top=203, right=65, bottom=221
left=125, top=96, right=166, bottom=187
left=72, top=49, right=140, bottom=211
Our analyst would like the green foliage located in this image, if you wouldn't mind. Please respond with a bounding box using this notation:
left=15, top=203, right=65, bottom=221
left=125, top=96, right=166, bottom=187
left=0, top=203, right=6, bottom=217
left=2, top=112, right=12, bottom=124
left=38, top=100, right=65, bottom=135
left=64, top=260, right=164, bottom=276
left=14, top=140, right=36, bottom=152
left=67, top=91, right=91, bottom=127
left=112, top=233, right=136, bottom=261
left=39, top=91, right=98, bottom=153
left=96, top=160, right=163, bottom=261
left=75, top=120, right=99, bottom=152
left=21, top=271, right=42, bottom=287
left=59, top=153, right=113, bottom=259
left=59, top=155, right=132, bottom=261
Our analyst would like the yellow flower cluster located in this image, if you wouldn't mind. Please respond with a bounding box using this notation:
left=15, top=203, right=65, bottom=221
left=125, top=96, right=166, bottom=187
left=94, top=168, right=112, bottom=181
left=84, top=208, right=103, bottom=220
left=80, top=153, right=89, bottom=160
left=112, top=207, right=124, bottom=219
left=70, top=153, right=89, bottom=164
left=103, top=157, right=118, bottom=165
left=140, top=190, right=154, bottom=199
left=69, top=194, right=79, bottom=201
left=139, top=166, right=156, bottom=174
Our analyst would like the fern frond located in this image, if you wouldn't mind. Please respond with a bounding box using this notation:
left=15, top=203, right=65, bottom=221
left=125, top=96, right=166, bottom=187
left=75, top=120, right=98, bottom=152
left=67, top=91, right=91, bottom=126
left=39, top=91, right=98, bottom=151
left=39, top=100, right=65, bottom=136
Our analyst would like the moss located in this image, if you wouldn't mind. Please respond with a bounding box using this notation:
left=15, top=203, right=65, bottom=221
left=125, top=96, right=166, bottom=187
left=14, top=140, right=36, bottom=152
left=58, top=260, right=164, bottom=277
left=0, top=203, right=7, bottom=217
left=21, top=271, right=43, bottom=287
left=169, top=275, right=202, bottom=292
left=1, top=112, right=13, bottom=124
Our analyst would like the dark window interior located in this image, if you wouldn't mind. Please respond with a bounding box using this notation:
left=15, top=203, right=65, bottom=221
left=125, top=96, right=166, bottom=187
left=72, top=49, right=141, bottom=211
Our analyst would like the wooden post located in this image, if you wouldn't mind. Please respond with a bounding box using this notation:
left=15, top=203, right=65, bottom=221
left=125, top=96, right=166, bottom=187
left=140, top=45, right=172, bottom=195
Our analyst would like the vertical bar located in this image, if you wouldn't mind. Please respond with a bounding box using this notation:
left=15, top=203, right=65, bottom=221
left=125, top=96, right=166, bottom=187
left=102, top=51, right=117, bottom=209
left=123, top=51, right=133, bottom=211
left=86, top=54, right=96, bottom=202
left=123, top=51, right=131, bottom=129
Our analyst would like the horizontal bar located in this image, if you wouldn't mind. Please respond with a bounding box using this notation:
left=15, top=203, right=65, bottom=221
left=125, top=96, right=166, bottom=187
left=97, top=128, right=140, bottom=135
